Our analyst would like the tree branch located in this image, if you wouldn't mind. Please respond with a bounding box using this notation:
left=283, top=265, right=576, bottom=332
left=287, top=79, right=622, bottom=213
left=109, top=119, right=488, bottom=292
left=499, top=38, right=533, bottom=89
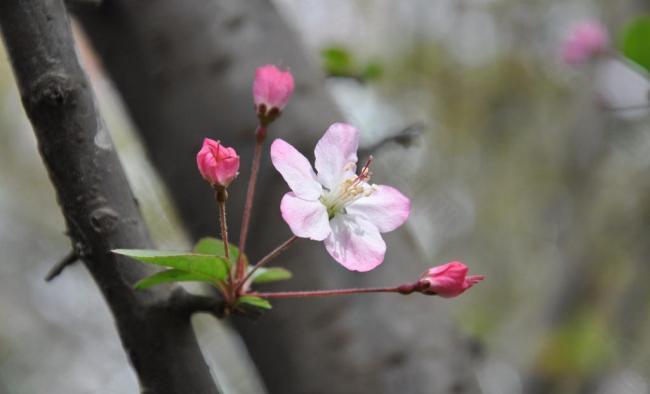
left=0, top=1, right=220, bottom=393
left=163, top=288, right=226, bottom=319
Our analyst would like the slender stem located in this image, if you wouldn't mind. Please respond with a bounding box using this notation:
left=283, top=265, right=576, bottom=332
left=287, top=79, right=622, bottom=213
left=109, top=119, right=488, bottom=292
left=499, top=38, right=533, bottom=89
left=215, top=189, right=230, bottom=260
left=248, top=286, right=405, bottom=299
left=600, top=102, right=650, bottom=111
left=215, top=187, right=236, bottom=304
left=236, top=235, right=298, bottom=292
left=236, top=124, right=266, bottom=281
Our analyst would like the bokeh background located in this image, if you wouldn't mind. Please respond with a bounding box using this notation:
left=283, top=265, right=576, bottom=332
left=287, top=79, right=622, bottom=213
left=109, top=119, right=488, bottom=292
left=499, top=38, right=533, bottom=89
left=2, top=0, right=650, bottom=393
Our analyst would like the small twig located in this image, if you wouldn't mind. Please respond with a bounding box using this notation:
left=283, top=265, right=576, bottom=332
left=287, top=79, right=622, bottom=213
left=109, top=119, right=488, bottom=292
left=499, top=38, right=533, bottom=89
left=247, top=284, right=416, bottom=299
left=362, top=123, right=424, bottom=155
left=235, top=124, right=267, bottom=281
left=215, top=188, right=230, bottom=260
left=598, top=101, right=650, bottom=112
left=45, top=250, right=78, bottom=282
left=236, top=235, right=298, bottom=293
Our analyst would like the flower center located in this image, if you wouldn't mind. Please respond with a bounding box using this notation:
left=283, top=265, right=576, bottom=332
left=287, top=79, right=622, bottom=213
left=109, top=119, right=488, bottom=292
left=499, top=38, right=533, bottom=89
left=320, top=156, right=377, bottom=218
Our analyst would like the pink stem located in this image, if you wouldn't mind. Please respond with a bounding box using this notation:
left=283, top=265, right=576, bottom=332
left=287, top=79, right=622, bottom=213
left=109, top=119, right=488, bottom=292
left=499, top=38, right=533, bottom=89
left=248, top=284, right=416, bottom=299
left=236, top=235, right=297, bottom=292
left=236, top=125, right=266, bottom=281
left=216, top=195, right=229, bottom=260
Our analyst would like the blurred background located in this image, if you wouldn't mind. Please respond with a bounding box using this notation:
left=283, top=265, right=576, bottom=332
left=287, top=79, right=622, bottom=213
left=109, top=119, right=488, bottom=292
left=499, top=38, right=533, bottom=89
left=2, top=0, right=650, bottom=393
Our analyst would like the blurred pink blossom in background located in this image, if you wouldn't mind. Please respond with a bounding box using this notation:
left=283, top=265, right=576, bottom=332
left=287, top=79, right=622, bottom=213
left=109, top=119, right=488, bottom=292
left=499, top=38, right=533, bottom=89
left=561, top=20, right=609, bottom=65
left=253, top=64, right=295, bottom=116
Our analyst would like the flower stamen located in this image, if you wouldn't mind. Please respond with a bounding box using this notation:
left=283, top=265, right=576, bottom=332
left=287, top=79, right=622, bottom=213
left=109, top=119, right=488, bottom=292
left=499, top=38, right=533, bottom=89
left=321, top=156, right=377, bottom=218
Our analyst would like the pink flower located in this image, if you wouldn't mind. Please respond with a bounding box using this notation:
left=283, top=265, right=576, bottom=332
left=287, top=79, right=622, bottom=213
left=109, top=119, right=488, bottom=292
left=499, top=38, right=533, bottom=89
left=196, top=138, right=240, bottom=188
left=561, top=21, right=609, bottom=65
left=270, top=123, right=411, bottom=272
left=418, top=261, right=484, bottom=298
left=253, top=65, right=294, bottom=120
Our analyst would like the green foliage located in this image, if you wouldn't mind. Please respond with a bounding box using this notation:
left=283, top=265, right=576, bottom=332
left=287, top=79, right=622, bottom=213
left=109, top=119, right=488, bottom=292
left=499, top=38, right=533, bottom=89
left=322, top=46, right=354, bottom=76
left=237, top=295, right=272, bottom=310
left=113, top=249, right=230, bottom=287
left=251, top=267, right=292, bottom=284
left=321, top=45, right=383, bottom=82
left=193, top=237, right=239, bottom=264
left=620, top=16, right=650, bottom=73
left=361, top=62, right=384, bottom=81
left=134, top=269, right=213, bottom=289
left=114, top=238, right=291, bottom=293
left=535, top=310, right=613, bottom=377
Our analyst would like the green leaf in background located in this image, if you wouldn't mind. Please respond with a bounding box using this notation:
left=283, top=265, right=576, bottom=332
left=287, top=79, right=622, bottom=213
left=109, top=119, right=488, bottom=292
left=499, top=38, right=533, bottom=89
left=113, top=249, right=229, bottom=281
left=321, top=46, right=385, bottom=82
left=361, top=62, right=384, bottom=81
left=535, top=310, right=613, bottom=377
left=237, top=295, right=272, bottom=310
left=251, top=267, right=292, bottom=284
left=620, top=16, right=650, bottom=73
left=134, top=269, right=213, bottom=289
left=322, top=46, right=354, bottom=77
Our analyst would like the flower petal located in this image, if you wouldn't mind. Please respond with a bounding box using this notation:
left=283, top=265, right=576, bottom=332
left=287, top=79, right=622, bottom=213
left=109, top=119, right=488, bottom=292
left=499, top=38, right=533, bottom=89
left=253, top=65, right=294, bottom=110
left=427, top=261, right=468, bottom=278
left=314, top=123, right=359, bottom=189
left=280, top=192, right=331, bottom=241
left=324, top=214, right=386, bottom=272
left=271, top=139, right=322, bottom=200
left=346, top=185, right=410, bottom=233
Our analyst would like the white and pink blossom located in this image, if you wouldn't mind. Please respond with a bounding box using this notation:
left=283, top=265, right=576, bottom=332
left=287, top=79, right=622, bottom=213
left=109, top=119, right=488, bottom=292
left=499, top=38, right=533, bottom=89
left=270, top=123, right=410, bottom=272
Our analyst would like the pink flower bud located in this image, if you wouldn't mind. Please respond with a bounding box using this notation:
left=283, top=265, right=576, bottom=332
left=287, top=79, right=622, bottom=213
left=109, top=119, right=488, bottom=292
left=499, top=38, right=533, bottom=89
left=418, top=261, right=484, bottom=298
left=253, top=65, right=294, bottom=122
left=196, top=138, right=240, bottom=188
left=561, top=21, right=609, bottom=66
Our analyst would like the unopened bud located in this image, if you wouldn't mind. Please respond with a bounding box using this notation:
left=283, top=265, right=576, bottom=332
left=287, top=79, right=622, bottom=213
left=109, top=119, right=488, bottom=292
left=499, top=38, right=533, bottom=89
left=418, top=261, right=484, bottom=298
left=196, top=138, right=240, bottom=188
left=253, top=64, right=294, bottom=125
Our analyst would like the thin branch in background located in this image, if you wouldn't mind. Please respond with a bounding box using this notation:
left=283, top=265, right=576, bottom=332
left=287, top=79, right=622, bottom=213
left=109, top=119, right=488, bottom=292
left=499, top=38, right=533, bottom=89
left=363, top=123, right=425, bottom=155
left=44, top=250, right=78, bottom=282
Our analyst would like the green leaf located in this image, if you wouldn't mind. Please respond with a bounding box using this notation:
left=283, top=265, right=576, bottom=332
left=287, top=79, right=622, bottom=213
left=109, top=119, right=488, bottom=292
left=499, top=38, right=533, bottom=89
left=134, top=269, right=213, bottom=289
left=113, top=249, right=229, bottom=281
left=193, top=237, right=239, bottom=261
left=251, top=267, right=292, bottom=284
left=237, top=296, right=272, bottom=310
left=361, top=62, right=383, bottom=81
left=620, top=16, right=650, bottom=73
left=321, top=46, right=354, bottom=77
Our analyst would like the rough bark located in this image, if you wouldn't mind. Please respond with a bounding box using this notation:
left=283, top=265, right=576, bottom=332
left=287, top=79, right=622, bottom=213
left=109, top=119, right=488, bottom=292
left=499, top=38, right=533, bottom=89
left=75, top=0, right=480, bottom=393
left=0, top=1, right=221, bottom=393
